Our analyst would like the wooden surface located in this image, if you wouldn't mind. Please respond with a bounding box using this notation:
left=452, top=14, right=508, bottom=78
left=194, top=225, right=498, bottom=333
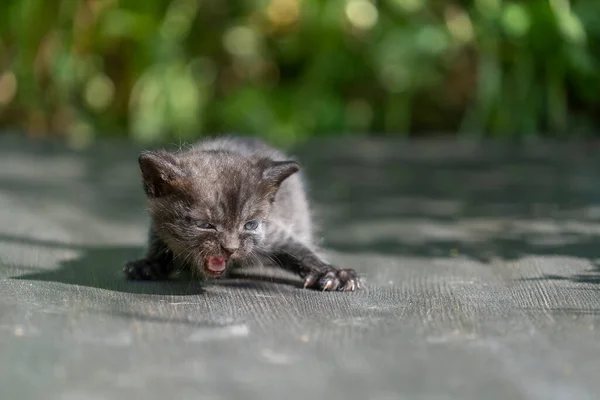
left=2, top=134, right=600, bottom=400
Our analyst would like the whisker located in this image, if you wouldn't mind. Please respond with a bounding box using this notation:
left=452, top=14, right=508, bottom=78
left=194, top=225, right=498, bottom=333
left=255, top=249, right=279, bottom=267
left=172, top=242, right=199, bottom=273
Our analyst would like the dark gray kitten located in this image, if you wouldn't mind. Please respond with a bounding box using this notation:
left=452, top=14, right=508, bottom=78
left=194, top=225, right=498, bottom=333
left=124, top=136, right=361, bottom=291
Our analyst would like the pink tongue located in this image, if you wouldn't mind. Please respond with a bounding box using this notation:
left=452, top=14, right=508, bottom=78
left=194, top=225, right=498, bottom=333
left=207, top=256, right=226, bottom=272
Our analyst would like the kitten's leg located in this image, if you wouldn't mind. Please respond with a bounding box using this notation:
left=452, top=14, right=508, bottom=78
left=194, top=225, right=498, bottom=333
left=124, top=230, right=175, bottom=281
left=270, top=238, right=361, bottom=291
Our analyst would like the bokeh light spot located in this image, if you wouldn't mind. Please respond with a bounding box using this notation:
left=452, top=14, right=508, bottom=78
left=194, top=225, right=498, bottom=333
left=0, top=71, right=17, bottom=106
left=267, top=0, right=300, bottom=27
left=223, top=26, right=260, bottom=57
left=160, top=0, right=199, bottom=40
left=416, top=26, right=448, bottom=55
left=346, top=0, right=379, bottom=31
left=501, top=4, right=531, bottom=38
left=445, top=6, right=474, bottom=43
left=85, top=74, right=115, bottom=111
left=557, top=13, right=586, bottom=44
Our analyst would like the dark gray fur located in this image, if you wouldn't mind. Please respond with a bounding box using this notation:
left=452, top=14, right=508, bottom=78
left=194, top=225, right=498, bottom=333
left=124, top=136, right=361, bottom=291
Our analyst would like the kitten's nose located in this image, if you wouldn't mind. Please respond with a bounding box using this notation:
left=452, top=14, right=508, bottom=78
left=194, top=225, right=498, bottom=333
left=221, top=245, right=238, bottom=256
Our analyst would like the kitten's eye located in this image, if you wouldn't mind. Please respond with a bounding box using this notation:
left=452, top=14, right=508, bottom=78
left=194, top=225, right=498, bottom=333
left=243, top=220, right=259, bottom=231
left=198, top=222, right=216, bottom=230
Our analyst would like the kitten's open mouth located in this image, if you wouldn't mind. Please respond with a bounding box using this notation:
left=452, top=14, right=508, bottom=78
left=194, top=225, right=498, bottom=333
left=204, top=256, right=228, bottom=277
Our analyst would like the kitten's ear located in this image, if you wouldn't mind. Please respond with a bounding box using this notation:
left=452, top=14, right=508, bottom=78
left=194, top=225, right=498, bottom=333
left=138, top=150, right=186, bottom=198
left=260, top=160, right=300, bottom=199
left=262, top=160, right=300, bottom=185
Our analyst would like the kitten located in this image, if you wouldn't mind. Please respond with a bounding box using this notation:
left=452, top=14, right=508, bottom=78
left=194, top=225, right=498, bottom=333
left=124, top=136, right=361, bottom=291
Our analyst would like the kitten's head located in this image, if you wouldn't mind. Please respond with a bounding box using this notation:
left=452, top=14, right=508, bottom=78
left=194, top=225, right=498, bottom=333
left=137, top=149, right=299, bottom=278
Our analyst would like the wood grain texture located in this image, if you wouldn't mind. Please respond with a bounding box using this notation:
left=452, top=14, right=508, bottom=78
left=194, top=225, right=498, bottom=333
left=1, top=135, right=600, bottom=400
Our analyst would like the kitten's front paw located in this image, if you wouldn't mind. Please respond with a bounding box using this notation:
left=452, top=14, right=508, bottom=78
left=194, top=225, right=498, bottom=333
left=303, top=268, right=362, bottom=292
left=124, top=259, right=169, bottom=281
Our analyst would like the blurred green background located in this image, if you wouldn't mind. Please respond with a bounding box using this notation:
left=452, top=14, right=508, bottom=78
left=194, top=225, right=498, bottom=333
left=0, top=0, right=599, bottom=148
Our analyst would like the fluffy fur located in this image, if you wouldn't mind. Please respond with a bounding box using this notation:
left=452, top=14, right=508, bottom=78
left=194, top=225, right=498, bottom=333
left=124, top=136, right=361, bottom=291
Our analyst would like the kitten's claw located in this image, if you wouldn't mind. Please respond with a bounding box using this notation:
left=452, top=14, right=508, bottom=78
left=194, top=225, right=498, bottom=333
left=304, top=274, right=318, bottom=288
left=124, top=259, right=170, bottom=281
left=303, top=268, right=361, bottom=292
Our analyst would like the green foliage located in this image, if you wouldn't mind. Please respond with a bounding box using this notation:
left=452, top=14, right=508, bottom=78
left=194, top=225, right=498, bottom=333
left=0, top=0, right=599, bottom=147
